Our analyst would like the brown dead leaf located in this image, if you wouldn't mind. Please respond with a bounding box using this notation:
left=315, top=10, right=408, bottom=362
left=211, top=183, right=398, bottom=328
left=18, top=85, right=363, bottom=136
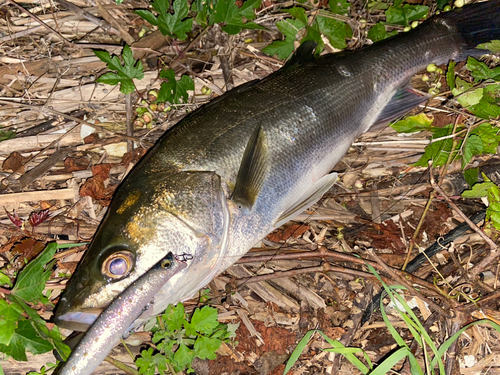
left=2, top=151, right=28, bottom=173
left=121, top=147, right=147, bottom=167
left=363, top=220, right=406, bottom=253
left=79, top=175, right=117, bottom=206
left=266, top=224, right=310, bottom=243
left=64, top=157, right=88, bottom=172
left=83, top=132, right=100, bottom=144
left=11, top=237, right=46, bottom=267
left=91, top=163, right=114, bottom=180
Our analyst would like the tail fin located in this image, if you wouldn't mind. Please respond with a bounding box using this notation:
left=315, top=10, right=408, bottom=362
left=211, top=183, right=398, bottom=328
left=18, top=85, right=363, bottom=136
left=439, top=0, right=500, bottom=49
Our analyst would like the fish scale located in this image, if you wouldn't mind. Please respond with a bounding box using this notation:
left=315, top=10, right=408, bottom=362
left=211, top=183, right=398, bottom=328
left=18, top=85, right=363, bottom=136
left=55, top=0, right=500, bottom=358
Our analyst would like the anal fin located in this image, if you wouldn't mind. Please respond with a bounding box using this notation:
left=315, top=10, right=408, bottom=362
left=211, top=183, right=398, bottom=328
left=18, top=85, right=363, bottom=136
left=274, top=172, right=338, bottom=229
left=232, top=125, right=269, bottom=212
left=371, top=86, right=429, bottom=130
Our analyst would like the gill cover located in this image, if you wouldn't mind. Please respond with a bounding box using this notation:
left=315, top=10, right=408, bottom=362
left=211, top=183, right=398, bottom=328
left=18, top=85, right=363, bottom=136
left=55, top=171, right=229, bottom=331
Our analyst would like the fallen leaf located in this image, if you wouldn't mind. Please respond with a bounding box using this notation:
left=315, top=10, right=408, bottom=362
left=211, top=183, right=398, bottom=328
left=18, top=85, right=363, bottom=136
left=91, top=163, right=114, bottom=180
left=64, top=157, right=88, bottom=172
left=266, top=224, right=310, bottom=242
left=2, top=152, right=28, bottom=173
left=83, top=133, right=100, bottom=144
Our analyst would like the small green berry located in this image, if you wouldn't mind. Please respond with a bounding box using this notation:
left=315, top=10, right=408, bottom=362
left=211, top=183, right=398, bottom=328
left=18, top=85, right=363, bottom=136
left=444, top=5, right=452, bottom=11
left=422, top=74, right=430, bottom=82
left=435, top=68, right=444, bottom=75
left=403, top=26, right=412, bottom=32
left=411, top=21, right=419, bottom=28
left=427, top=63, right=437, bottom=73
left=454, top=0, right=464, bottom=8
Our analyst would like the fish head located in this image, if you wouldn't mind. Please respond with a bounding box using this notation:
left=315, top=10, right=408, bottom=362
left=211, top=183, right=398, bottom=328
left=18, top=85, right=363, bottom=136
left=55, top=171, right=230, bottom=331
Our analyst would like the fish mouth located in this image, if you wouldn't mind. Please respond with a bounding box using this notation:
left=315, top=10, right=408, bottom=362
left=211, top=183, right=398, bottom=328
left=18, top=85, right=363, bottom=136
left=54, top=308, right=103, bottom=332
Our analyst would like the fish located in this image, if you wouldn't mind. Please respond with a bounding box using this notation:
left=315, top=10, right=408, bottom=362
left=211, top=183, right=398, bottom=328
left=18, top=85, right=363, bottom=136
left=55, top=253, right=187, bottom=375
left=55, top=0, right=500, bottom=333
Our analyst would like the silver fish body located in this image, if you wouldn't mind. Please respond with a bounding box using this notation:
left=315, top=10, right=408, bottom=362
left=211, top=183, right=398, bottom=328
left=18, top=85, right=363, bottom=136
left=56, top=253, right=186, bottom=375
left=55, top=1, right=500, bottom=331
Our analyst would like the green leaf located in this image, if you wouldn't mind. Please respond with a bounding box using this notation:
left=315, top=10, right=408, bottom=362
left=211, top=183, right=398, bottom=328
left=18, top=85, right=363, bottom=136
left=158, top=69, right=194, bottom=104
left=456, top=88, right=484, bottom=108
left=316, top=16, right=352, bottom=49
left=263, top=17, right=306, bottom=59
left=173, top=343, right=195, bottom=371
left=0, top=300, right=22, bottom=345
left=329, top=0, right=350, bottom=15
left=368, top=1, right=389, bottom=11
left=136, top=348, right=156, bottom=375
left=477, top=40, right=500, bottom=53
left=467, top=57, right=500, bottom=81
left=94, top=45, right=144, bottom=95
left=463, top=167, right=479, bottom=187
left=462, top=181, right=497, bottom=198
left=386, top=4, right=429, bottom=26
left=12, top=242, right=57, bottom=303
left=136, top=0, right=193, bottom=40
left=436, top=0, right=450, bottom=10
left=367, top=22, right=387, bottom=43
left=0, top=130, right=16, bottom=142
left=471, top=122, right=500, bottom=154
left=162, top=303, right=186, bottom=332
left=462, top=134, right=483, bottom=167
left=194, top=336, right=221, bottom=360
left=190, top=306, right=219, bottom=334
left=391, top=113, right=433, bottom=133
left=468, top=100, right=500, bottom=119
left=446, top=60, right=456, bottom=91
left=284, top=7, right=308, bottom=25
left=414, top=125, right=460, bottom=167
left=212, top=0, right=264, bottom=35
left=451, top=77, right=473, bottom=96
left=0, top=320, right=53, bottom=361
left=238, top=0, right=261, bottom=21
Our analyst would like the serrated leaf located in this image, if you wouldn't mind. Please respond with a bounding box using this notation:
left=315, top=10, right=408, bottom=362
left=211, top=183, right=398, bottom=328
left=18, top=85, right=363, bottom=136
left=468, top=100, right=500, bottom=119
left=452, top=77, right=473, bottom=96
left=386, top=4, right=429, bottom=26
left=137, top=0, right=193, bottom=40
left=239, top=0, right=261, bottom=21
left=94, top=45, right=144, bottom=95
left=471, top=122, right=500, bottom=154
left=462, top=181, right=496, bottom=198
left=173, top=343, right=195, bottom=371
left=0, top=320, right=53, bottom=361
left=212, top=0, right=264, bottom=35
left=284, top=7, right=308, bottom=25
left=367, top=22, right=387, bottom=43
left=158, top=69, right=194, bottom=104
left=477, top=40, right=500, bottom=53
left=162, top=303, right=186, bottom=332
left=262, top=18, right=306, bottom=59
left=391, top=113, right=433, bottom=133
left=0, top=300, right=22, bottom=345
left=329, top=0, right=350, bottom=15
left=190, top=306, right=219, bottom=334
left=134, top=10, right=159, bottom=26
left=316, top=15, right=352, bottom=49
left=467, top=57, right=500, bottom=81
left=12, top=242, right=57, bottom=303
left=194, top=336, right=221, bottom=360
left=462, top=134, right=483, bottom=167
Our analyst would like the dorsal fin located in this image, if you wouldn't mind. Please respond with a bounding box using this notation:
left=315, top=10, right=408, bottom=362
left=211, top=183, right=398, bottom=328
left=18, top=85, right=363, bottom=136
left=284, top=40, right=318, bottom=68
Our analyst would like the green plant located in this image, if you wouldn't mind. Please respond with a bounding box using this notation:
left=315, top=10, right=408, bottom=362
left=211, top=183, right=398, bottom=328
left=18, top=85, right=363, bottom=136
left=158, top=68, right=195, bottom=105
left=283, top=264, right=500, bottom=374
left=94, top=45, right=145, bottom=95
left=0, top=243, right=70, bottom=373
left=136, top=303, right=238, bottom=374
left=462, top=173, right=500, bottom=231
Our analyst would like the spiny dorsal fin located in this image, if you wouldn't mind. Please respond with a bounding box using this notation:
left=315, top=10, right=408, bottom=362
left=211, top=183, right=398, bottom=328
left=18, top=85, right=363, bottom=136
left=232, top=125, right=269, bottom=212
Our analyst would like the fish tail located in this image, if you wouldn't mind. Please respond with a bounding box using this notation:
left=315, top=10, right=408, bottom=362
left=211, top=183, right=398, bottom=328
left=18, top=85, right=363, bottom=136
left=439, top=0, right=500, bottom=51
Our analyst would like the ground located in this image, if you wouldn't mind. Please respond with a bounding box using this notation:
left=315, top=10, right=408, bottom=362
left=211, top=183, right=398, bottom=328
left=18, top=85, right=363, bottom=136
left=0, top=0, right=500, bottom=374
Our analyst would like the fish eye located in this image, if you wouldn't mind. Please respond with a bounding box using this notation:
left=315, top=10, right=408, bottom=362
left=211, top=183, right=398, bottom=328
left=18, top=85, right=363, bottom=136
left=101, top=251, right=134, bottom=279
left=160, top=259, right=172, bottom=269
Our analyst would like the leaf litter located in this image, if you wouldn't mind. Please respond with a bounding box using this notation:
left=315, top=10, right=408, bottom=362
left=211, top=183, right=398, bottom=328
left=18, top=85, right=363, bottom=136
left=0, top=0, right=499, bottom=374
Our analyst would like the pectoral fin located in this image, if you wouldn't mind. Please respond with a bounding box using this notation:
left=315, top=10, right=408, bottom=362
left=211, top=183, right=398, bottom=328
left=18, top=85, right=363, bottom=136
left=232, top=125, right=269, bottom=212
left=274, top=172, right=338, bottom=229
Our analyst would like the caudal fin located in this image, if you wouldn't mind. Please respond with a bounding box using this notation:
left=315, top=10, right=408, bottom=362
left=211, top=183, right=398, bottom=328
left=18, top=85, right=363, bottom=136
left=439, top=0, right=500, bottom=49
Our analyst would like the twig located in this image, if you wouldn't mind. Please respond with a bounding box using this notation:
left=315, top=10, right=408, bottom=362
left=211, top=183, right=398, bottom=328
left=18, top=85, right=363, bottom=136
left=6, top=0, right=74, bottom=47
left=430, top=173, right=498, bottom=279
left=103, top=356, right=140, bottom=375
